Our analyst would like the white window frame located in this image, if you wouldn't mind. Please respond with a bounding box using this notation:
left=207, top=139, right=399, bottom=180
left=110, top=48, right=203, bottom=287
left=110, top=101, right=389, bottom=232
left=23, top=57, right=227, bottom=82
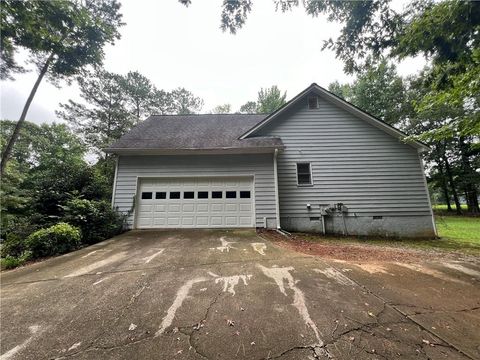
left=307, top=96, right=319, bottom=109
left=296, top=162, right=313, bottom=186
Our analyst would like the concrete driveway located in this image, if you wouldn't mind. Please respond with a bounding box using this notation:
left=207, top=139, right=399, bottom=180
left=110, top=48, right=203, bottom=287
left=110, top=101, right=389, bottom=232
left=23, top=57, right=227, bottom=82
left=1, top=229, right=479, bottom=360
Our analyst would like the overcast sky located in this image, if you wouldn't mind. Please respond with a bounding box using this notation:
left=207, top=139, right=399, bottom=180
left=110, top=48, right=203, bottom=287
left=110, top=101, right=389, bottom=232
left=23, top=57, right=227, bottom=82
left=1, top=0, right=424, bottom=124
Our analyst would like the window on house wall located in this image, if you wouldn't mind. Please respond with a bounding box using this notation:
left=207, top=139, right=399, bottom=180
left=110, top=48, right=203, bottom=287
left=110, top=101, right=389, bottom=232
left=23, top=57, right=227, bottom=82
left=308, top=96, right=319, bottom=109
left=297, top=163, right=312, bottom=185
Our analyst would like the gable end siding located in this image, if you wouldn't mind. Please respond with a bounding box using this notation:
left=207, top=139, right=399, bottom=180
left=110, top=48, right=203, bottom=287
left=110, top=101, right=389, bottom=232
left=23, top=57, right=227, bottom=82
left=255, top=96, right=434, bottom=235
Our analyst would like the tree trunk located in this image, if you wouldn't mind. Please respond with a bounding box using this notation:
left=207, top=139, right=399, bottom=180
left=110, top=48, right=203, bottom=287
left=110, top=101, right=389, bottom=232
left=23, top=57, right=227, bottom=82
left=0, top=53, right=53, bottom=176
left=437, top=160, right=452, bottom=211
left=443, top=153, right=462, bottom=214
left=458, top=137, right=480, bottom=214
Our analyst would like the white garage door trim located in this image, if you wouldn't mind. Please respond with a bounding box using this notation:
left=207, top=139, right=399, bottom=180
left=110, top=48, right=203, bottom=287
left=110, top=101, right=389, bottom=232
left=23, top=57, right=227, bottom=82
left=134, top=176, right=255, bottom=229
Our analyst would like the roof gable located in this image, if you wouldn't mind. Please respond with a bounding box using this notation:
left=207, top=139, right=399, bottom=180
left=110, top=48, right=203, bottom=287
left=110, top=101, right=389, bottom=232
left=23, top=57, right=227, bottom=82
left=240, top=83, right=429, bottom=152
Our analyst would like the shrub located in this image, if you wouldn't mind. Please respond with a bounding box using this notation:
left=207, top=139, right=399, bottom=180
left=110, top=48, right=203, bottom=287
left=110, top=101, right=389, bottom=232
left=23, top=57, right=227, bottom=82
left=0, top=233, right=26, bottom=258
left=0, top=251, right=32, bottom=270
left=1, top=256, right=24, bottom=270
left=63, top=198, right=124, bottom=244
left=25, top=222, right=81, bottom=258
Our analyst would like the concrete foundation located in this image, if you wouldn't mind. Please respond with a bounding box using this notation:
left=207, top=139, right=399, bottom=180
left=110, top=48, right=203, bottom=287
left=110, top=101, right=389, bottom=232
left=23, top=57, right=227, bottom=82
left=281, top=215, right=436, bottom=238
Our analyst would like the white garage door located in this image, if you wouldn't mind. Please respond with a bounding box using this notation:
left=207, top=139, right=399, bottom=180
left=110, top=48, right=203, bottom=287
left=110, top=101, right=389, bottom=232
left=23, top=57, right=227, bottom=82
left=136, top=177, right=254, bottom=228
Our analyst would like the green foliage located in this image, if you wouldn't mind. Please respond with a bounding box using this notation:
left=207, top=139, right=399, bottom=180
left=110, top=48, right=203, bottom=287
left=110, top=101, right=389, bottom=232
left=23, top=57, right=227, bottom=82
left=1, top=255, right=27, bottom=270
left=57, top=69, right=133, bottom=155
left=239, top=86, right=287, bottom=114
left=57, top=70, right=205, bottom=153
left=123, top=71, right=155, bottom=123
left=257, top=86, right=287, bottom=114
left=25, top=223, right=81, bottom=258
left=1, top=0, right=124, bottom=80
left=328, top=60, right=408, bottom=125
left=62, top=199, right=124, bottom=245
left=239, top=101, right=258, bottom=114
left=211, top=104, right=232, bottom=114
left=170, top=87, right=204, bottom=115
left=1, top=233, right=26, bottom=258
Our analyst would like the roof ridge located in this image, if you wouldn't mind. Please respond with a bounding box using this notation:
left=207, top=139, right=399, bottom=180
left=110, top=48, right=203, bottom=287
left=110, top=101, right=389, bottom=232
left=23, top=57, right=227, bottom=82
left=149, top=113, right=267, bottom=117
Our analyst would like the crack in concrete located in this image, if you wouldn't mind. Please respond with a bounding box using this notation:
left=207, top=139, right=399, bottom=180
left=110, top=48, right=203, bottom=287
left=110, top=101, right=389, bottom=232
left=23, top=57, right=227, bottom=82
left=54, top=280, right=150, bottom=359
left=176, top=289, right=224, bottom=360
left=324, top=260, right=477, bottom=360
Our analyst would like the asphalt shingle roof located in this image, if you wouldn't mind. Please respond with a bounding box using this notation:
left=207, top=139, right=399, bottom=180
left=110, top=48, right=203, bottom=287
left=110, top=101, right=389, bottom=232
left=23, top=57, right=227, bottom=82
left=106, top=114, right=283, bottom=151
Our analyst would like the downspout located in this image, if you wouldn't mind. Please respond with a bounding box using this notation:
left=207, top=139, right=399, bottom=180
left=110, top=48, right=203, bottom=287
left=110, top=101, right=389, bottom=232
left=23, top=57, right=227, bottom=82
left=111, top=155, right=119, bottom=208
left=273, top=149, right=281, bottom=230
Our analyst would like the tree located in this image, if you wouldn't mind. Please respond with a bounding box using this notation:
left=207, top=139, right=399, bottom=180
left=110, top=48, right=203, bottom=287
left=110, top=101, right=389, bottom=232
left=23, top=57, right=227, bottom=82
left=238, top=86, right=287, bottom=114
left=0, top=0, right=123, bottom=175
left=0, top=120, right=89, bottom=232
left=239, top=101, right=258, bottom=114
left=328, top=60, right=408, bottom=125
left=56, top=69, right=132, bottom=156
left=170, top=87, right=204, bottom=114
left=123, top=71, right=154, bottom=124
left=211, top=104, right=232, bottom=114
left=257, top=86, right=287, bottom=114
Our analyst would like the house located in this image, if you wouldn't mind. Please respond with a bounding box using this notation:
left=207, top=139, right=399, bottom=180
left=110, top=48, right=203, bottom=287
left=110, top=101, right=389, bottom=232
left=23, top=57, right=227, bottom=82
left=106, top=83, right=436, bottom=238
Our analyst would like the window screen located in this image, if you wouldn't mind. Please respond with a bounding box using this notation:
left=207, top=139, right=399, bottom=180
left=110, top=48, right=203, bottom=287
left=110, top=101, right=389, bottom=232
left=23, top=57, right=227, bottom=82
left=226, top=191, right=236, bottom=199
left=169, top=191, right=180, bottom=199
left=308, top=96, right=319, bottom=109
left=297, top=163, right=312, bottom=185
left=155, top=192, right=166, bottom=199
left=240, top=191, right=251, bottom=198
left=183, top=191, right=194, bottom=199
left=198, top=191, right=208, bottom=199
left=141, top=192, right=153, bottom=199
left=212, top=191, right=222, bottom=199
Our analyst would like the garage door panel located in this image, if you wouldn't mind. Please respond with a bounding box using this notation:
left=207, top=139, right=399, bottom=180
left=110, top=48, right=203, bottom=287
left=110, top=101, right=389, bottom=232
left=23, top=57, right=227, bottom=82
left=153, top=218, right=166, bottom=226
left=168, top=204, right=181, bottom=212
left=239, top=204, right=251, bottom=212
left=155, top=204, right=166, bottom=212
left=182, top=204, right=195, bottom=212
left=196, top=217, right=209, bottom=226
left=181, top=217, right=194, bottom=226
left=239, top=216, right=252, bottom=225
left=167, top=217, right=180, bottom=225
left=139, top=204, right=153, bottom=212
left=210, top=203, right=223, bottom=212
left=225, top=204, right=237, bottom=212
left=225, top=216, right=238, bottom=226
left=137, top=177, right=254, bottom=229
left=197, top=204, right=209, bottom=212
left=211, top=216, right=223, bottom=226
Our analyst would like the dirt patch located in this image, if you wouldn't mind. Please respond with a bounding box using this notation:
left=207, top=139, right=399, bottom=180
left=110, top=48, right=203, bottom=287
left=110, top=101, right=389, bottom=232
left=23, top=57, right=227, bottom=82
left=259, top=230, right=457, bottom=262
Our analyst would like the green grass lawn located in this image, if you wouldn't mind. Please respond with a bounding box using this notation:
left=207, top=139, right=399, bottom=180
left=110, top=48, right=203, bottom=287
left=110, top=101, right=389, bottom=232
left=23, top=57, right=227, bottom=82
left=432, top=204, right=468, bottom=211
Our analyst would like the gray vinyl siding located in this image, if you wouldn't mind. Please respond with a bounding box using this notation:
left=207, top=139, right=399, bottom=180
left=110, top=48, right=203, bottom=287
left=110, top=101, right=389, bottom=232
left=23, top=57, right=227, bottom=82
left=113, top=154, right=276, bottom=228
left=255, top=94, right=432, bottom=218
